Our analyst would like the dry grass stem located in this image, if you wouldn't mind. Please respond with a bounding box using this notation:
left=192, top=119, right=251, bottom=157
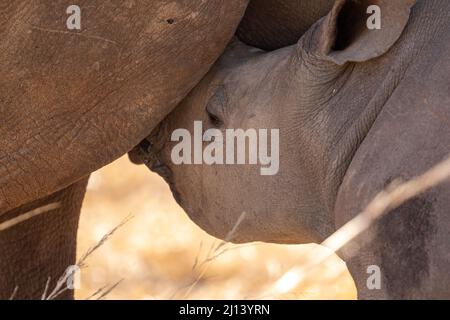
left=0, top=202, right=61, bottom=232
left=180, top=212, right=247, bottom=299
left=95, top=279, right=124, bottom=300
left=41, top=277, right=51, bottom=300
left=85, top=283, right=110, bottom=300
left=43, top=215, right=132, bottom=300
left=8, top=286, right=18, bottom=300
left=77, top=215, right=133, bottom=268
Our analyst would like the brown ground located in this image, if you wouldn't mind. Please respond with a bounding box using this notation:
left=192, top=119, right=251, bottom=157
left=75, top=156, right=356, bottom=299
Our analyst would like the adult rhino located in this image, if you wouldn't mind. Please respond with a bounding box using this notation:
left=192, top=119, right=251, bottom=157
left=0, top=0, right=250, bottom=299
left=141, top=0, right=450, bottom=299
left=0, top=0, right=332, bottom=300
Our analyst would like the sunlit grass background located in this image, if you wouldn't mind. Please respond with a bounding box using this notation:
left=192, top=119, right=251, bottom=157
left=76, top=156, right=356, bottom=299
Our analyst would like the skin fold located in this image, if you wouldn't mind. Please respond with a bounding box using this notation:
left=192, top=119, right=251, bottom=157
left=142, top=0, right=450, bottom=298
left=236, top=0, right=334, bottom=50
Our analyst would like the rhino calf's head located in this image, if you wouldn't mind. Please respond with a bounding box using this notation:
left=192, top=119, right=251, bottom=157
left=138, top=0, right=416, bottom=244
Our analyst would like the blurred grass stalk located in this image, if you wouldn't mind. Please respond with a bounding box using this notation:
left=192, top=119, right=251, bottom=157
left=180, top=212, right=247, bottom=299
left=43, top=215, right=132, bottom=300
left=0, top=203, right=61, bottom=231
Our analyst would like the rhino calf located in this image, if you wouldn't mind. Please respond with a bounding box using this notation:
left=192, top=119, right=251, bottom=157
left=139, top=0, right=450, bottom=299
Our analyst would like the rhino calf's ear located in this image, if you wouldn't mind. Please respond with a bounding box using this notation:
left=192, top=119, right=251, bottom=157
left=317, top=0, right=417, bottom=65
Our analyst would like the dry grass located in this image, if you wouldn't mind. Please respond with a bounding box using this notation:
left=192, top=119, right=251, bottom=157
left=9, top=154, right=449, bottom=299
left=0, top=203, right=60, bottom=231
left=4, top=151, right=448, bottom=299
left=76, top=156, right=356, bottom=299
left=43, top=215, right=131, bottom=300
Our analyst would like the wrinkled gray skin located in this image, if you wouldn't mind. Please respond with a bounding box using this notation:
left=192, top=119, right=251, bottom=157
left=142, top=0, right=450, bottom=299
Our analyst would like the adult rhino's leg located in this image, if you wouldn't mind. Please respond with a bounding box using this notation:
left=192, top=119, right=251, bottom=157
left=0, top=176, right=88, bottom=300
